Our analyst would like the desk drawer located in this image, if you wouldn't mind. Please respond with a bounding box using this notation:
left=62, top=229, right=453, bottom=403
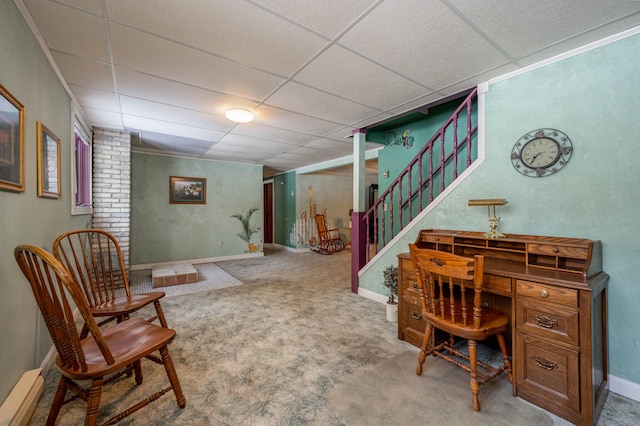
left=516, top=299, right=579, bottom=346
left=528, top=243, right=589, bottom=259
left=516, top=280, right=578, bottom=308
left=418, top=234, right=453, bottom=245
left=484, top=274, right=512, bottom=296
left=516, top=333, right=580, bottom=413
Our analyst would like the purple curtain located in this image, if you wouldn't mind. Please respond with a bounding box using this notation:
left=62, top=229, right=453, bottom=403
left=75, top=132, right=91, bottom=206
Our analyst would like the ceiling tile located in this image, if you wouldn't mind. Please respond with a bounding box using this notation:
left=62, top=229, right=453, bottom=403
left=109, top=23, right=285, bottom=100
left=217, top=134, right=299, bottom=152
left=70, top=84, right=120, bottom=112
left=122, top=115, right=226, bottom=143
left=295, top=45, right=429, bottom=110
left=120, top=96, right=232, bottom=132
left=52, top=52, right=114, bottom=91
left=230, top=122, right=312, bottom=145
left=82, top=107, right=124, bottom=130
left=253, top=105, right=345, bottom=137
left=24, top=0, right=109, bottom=62
left=265, top=81, right=381, bottom=124
left=304, top=138, right=354, bottom=154
left=106, top=0, right=327, bottom=76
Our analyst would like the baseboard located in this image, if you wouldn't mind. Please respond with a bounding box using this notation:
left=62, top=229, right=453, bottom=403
left=357, top=286, right=388, bottom=304
left=0, top=369, right=44, bottom=426
left=610, top=374, right=640, bottom=402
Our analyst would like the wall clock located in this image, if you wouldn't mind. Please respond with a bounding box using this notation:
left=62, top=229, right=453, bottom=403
left=511, top=128, right=573, bottom=177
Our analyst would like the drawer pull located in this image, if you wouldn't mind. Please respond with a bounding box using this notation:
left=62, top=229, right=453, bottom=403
left=533, top=314, right=558, bottom=329
left=434, top=237, right=440, bottom=241
left=552, top=247, right=560, bottom=254
left=533, top=355, right=557, bottom=371
left=410, top=282, right=419, bottom=290
left=539, top=289, right=549, bottom=298
left=410, top=310, right=423, bottom=320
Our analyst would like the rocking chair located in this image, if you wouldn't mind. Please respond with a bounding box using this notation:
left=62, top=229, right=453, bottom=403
left=311, top=214, right=344, bottom=255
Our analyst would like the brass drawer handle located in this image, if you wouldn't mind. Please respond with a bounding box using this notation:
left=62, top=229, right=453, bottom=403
left=552, top=247, right=560, bottom=254
left=434, top=237, right=440, bottom=241
left=410, top=310, right=423, bottom=320
left=410, top=282, right=419, bottom=290
left=539, top=289, right=549, bottom=298
left=533, top=355, right=557, bottom=371
left=533, top=314, right=558, bottom=329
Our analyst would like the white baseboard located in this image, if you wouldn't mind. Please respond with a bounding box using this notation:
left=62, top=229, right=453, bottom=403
left=0, top=369, right=44, bottom=426
left=610, top=374, right=640, bottom=402
left=358, top=286, right=388, bottom=304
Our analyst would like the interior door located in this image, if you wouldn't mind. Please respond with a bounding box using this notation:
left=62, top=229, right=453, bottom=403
left=263, top=181, right=273, bottom=244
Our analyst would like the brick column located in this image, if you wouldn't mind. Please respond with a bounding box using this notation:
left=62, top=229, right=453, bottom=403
left=91, top=128, right=131, bottom=267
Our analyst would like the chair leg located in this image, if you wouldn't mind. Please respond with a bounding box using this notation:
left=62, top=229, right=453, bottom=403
left=85, top=378, right=104, bottom=426
left=160, top=345, right=186, bottom=408
left=416, top=324, right=433, bottom=375
left=46, top=376, right=69, bottom=426
left=468, top=339, right=480, bottom=411
left=496, top=333, right=513, bottom=383
left=133, top=360, right=143, bottom=385
left=154, top=300, right=168, bottom=328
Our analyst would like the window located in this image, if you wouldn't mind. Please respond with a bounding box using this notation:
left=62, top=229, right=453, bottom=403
left=71, top=118, right=92, bottom=215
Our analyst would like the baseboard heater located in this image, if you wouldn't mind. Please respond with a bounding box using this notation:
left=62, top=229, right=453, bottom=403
left=0, top=369, right=44, bottom=426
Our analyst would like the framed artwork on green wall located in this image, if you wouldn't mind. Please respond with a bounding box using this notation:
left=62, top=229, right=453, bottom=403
left=37, top=121, right=61, bottom=199
left=170, top=176, right=206, bottom=204
left=0, top=84, right=25, bottom=193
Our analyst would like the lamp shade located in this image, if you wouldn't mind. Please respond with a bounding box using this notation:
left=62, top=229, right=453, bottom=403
left=225, top=108, right=254, bottom=123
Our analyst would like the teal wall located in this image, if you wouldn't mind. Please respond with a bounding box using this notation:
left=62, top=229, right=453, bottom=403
left=272, top=171, right=297, bottom=247
left=0, top=1, right=88, bottom=401
left=359, top=33, right=640, bottom=384
left=131, top=153, right=263, bottom=264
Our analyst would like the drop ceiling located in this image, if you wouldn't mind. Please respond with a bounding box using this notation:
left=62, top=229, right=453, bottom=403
left=17, top=0, right=640, bottom=177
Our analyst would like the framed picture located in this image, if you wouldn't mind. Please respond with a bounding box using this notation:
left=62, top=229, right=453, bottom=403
left=37, top=121, right=61, bottom=199
left=170, top=176, right=206, bottom=204
left=0, top=84, right=25, bottom=192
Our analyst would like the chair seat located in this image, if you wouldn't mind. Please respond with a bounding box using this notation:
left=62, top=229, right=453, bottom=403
left=90, top=292, right=165, bottom=317
left=424, top=304, right=509, bottom=340
left=58, top=318, right=175, bottom=380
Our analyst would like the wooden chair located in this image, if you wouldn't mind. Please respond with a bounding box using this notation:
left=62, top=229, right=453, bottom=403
left=53, top=229, right=167, bottom=338
left=311, top=214, right=344, bottom=255
left=409, top=245, right=512, bottom=411
left=14, top=244, right=186, bottom=425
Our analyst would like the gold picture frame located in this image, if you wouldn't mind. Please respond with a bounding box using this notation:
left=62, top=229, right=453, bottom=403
left=37, top=121, right=61, bottom=199
left=0, top=84, right=25, bottom=192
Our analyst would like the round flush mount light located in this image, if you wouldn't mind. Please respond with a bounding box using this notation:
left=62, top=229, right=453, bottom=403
left=225, top=108, right=254, bottom=123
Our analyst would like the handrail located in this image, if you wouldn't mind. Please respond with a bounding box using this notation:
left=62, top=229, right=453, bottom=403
left=363, top=88, right=478, bottom=264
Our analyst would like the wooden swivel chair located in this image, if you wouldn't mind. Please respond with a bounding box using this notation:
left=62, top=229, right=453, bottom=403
left=14, top=244, right=186, bottom=425
left=409, top=245, right=513, bottom=411
left=311, top=214, right=344, bottom=255
left=53, top=229, right=167, bottom=338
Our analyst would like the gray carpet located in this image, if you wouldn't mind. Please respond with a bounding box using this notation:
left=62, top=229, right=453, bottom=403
left=328, top=350, right=552, bottom=426
left=27, top=246, right=639, bottom=425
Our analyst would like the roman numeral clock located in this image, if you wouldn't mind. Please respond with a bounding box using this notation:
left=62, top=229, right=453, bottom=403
left=511, top=128, right=573, bottom=177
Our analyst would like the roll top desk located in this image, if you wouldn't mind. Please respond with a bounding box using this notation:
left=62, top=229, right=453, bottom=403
left=397, top=229, right=608, bottom=425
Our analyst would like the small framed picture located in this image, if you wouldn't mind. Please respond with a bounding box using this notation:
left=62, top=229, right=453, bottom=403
left=0, top=84, right=25, bottom=192
left=170, top=176, right=206, bottom=204
left=37, top=121, right=61, bottom=199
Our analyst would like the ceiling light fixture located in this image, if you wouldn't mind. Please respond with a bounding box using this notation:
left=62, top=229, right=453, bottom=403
left=225, top=108, right=254, bottom=123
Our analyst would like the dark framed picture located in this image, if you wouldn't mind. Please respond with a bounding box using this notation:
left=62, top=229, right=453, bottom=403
left=0, top=84, right=25, bottom=192
left=170, top=176, right=206, bottom=204
left=37, top=121, right=61, bottom=199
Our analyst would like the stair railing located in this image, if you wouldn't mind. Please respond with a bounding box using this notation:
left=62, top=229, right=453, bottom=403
left=363, top=88, right=478, bottom=263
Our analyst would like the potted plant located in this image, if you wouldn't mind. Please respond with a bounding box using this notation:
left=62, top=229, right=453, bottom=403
left=231, top=207, right=261, bottom=252
left=382, top=264, right=399, bottom=322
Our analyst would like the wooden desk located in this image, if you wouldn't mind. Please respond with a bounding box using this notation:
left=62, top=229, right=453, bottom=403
left=397, top=229, right=608, bottom=425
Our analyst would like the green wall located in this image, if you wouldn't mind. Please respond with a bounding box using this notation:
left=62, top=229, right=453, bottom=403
left=131, top=153, right=263, bottom=264
left=359, top=32, right=640, bottom=385
left=0, top=1, right=87, bottom=402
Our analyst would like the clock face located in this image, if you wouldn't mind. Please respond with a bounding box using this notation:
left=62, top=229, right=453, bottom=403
left=511, top=129, right=572, bottom=177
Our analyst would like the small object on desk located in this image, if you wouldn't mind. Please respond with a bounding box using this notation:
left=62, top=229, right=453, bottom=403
left=468, top=198, right=508, bottom=239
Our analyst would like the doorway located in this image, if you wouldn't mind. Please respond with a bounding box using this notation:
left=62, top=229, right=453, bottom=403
left=263, top=181, right=274, bottom=244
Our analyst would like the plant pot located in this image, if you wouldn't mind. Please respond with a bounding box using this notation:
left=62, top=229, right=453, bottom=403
left=386, top=302, right=398, bottom=323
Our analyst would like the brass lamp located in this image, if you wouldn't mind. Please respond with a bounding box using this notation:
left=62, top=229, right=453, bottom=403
left=468, top=199, right=508, bottom=239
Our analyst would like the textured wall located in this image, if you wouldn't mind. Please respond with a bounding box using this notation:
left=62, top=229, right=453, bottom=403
left=130, top=152, right=263, bottom=265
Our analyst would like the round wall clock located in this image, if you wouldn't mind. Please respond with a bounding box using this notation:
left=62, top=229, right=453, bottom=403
left=510, top=128, right=573, bottom=177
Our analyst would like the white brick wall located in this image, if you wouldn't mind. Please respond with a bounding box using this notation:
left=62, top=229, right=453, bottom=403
left=91, top=129, right=131, bottom=267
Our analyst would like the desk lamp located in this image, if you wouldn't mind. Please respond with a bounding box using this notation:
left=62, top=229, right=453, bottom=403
left=468, top=199, right=508, bottom=239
